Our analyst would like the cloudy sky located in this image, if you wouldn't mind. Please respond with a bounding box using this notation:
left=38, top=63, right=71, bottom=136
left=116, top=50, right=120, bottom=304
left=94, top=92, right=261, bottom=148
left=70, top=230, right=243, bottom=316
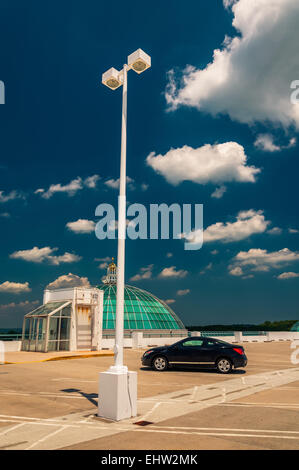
left=0, top=0, right=299, bottom=328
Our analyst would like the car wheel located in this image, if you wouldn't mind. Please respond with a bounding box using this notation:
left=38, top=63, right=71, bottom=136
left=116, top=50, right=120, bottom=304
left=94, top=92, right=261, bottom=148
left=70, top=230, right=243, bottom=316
left=152, top=356, right=168, bottom=371
left=216, top=358, right=232, bottom=374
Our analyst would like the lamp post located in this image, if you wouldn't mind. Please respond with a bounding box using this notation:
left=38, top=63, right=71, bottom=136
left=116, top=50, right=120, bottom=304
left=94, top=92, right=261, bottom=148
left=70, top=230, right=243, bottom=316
left=98, top=49, right=151, bottom=421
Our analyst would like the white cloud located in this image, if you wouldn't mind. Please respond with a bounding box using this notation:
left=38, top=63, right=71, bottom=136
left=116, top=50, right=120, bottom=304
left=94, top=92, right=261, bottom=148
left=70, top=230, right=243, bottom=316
left=166, top=0, right=299, bottom=129
left=104, top=179, right=120, bottom=190
left=0, top=300, right=39, bottom=315
left=0, top=281, right=31, bottom=294
left=10, top=246, right=81, bottom=265
left=177, top=289, right=190, bottom=296
left=0, top=190, right=24, bottom=203
left=277, top=272, right=299, bottom=279
left=147, top=142, right=260, bottom=186
left=185, top=210, right=269, bottom=246
left=289, top=228, right=299, bottom=234
left=228, top=249, right=297, bottom=277
left=0, top=212, right=10, bottom=218
left=200, top=262, right=213, bottom=275
left=98, top=262, right=108, bottom=270
left=252, top=265, right=270, bottom=272
left=223, top=0, right=237, bottom=8
left=47, top=273, right=90, bottom=289
left=254, top=134, right=297, bottom=152
left=289, top=137, right=297, bottom=148
left=229, top=266, right=243, bottom=277
left=268, top=227, right=282, bottom=235
left=164, top=299, right=176, bottom=305
left=211, top=185, right=227, bottom=199
left=205, top=210, right=269, bottom=243
left=84, top=175, right=101, bottom=188
left=254, top=134, right=281, bottom=152
left=158, top=266, right=188, bottom=279
left=38, top=175, right=100, bottom=199
left=130, top=265, right=153, bottom=281
left=66, top=219, right=95, bottom=234
left=230, top=248, right=299, bottom=276
left=41, top=178, right=83, bottom=198
left=105, top=176, right=135, bottom=190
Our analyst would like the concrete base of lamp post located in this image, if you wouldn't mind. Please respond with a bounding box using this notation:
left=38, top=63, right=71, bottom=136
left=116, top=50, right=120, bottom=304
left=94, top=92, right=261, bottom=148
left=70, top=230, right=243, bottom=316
left=98, top=368, right=137, bottom=421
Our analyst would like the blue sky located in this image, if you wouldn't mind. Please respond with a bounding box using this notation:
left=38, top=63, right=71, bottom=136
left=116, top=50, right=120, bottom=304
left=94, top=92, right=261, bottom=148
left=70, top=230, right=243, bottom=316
left=0, top=0, right=299, bottom=328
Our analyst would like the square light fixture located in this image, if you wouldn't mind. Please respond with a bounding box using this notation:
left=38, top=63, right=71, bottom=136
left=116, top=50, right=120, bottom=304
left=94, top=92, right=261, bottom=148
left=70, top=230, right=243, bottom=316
left=127, top=49, right=151, bottom=74
left=102, top=67, right=122, bottom=90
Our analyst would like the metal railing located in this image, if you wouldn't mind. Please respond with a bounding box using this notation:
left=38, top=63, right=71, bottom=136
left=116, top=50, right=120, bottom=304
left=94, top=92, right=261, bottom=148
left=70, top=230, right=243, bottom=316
left=200, top=331, right=235, bottom=337
left=0, top=333, right=24, bottom=341
left=143, top=333, right=186, bottom=338
left=242, top=331, right=266, bottom=336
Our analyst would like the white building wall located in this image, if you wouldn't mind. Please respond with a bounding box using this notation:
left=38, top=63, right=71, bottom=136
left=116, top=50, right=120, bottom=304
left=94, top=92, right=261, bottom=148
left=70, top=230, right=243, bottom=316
left=43, top=287, right=103, bottom=351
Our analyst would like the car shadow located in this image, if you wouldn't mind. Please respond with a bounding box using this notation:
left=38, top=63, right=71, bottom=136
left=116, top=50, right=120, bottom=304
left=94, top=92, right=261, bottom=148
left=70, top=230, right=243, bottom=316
left=139, top=366, right=246, bottom=374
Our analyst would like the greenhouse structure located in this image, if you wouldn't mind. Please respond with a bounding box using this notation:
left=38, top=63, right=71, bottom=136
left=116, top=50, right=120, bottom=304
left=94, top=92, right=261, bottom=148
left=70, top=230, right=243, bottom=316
left=21, top=259, right=186, bottom=352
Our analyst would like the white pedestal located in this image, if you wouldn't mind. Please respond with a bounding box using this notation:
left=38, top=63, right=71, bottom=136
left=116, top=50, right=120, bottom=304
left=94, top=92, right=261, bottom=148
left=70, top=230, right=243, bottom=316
left=234, top=331, right=243, bottom=342
left=98, top=368, right=137, bottom=421
left=132, top=331, right=143, bottom=349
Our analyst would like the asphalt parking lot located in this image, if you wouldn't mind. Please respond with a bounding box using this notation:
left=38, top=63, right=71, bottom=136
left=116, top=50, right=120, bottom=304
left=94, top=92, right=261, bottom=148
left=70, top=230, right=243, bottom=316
left=0, top=341, right=298, bottom=450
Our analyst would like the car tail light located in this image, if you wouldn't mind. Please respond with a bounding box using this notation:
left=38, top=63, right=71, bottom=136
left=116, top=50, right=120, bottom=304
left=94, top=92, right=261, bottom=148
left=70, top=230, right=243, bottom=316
left=233, top=347, right=244, bottom=355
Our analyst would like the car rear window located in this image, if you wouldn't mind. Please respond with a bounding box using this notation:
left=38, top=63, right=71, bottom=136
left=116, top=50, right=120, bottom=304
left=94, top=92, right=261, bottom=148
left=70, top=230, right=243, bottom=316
left=206, top=339, right=231, bottom=347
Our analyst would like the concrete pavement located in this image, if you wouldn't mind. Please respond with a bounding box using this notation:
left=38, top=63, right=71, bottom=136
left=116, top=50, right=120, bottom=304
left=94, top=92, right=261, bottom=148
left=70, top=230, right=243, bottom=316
left=0, top=341, right=298, bottom=450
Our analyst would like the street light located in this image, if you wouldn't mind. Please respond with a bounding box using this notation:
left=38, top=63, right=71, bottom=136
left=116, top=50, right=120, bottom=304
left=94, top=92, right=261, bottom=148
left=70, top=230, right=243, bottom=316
left=98, top=48, right=151, bottom=421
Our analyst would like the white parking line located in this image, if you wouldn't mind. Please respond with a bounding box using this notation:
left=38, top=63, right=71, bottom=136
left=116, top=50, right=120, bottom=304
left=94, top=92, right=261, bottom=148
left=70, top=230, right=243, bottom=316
left=25, top=425, right=69, bottom=450
left=134, top=428, right=299, bottom=440
left=151, top=425, right=299, bottom=434
left=220, top=403, right=299, bottom=409
left=140, top=402, right=161, bottom=422
left=0, top=422, right=26, bottom=437
left=191, top=386, right=198, bottom=400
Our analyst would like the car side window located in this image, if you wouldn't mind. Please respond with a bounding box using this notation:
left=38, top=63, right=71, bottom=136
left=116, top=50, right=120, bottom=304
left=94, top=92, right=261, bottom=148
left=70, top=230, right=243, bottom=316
left=181, top=340, right=204, bottom=347
left=206, top=340, right=216, bottom=347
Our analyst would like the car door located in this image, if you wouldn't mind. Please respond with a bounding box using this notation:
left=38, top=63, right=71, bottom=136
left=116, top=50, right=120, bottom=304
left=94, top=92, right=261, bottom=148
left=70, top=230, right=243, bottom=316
left=203, top=338, right=224, bottom=364
left=167, top=338, right=206, bottom=366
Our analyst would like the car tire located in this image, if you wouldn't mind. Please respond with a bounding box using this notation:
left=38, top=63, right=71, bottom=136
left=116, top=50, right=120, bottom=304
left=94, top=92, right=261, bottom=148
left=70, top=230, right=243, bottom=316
left=152, top=356, right=168, bottom=371
left=216, top=357, right=232, bottom=374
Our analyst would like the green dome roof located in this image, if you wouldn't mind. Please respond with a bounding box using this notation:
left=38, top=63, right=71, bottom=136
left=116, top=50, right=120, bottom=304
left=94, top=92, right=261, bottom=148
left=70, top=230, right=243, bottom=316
left=97, top=284, right=185, bottom=331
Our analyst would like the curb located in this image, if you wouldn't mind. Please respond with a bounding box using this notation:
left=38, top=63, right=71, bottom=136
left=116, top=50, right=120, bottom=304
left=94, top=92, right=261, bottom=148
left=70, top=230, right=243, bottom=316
left=4, top=351, right=114, bottom=365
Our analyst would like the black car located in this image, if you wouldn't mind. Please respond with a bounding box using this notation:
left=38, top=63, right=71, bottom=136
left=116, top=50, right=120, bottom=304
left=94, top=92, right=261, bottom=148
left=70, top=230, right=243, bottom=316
left=141, top=336, right=247, bottom=374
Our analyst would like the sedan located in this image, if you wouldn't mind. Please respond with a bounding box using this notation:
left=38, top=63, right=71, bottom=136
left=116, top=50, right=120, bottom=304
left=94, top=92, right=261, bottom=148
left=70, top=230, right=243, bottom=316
left=141, top=336, right=247, bottom=373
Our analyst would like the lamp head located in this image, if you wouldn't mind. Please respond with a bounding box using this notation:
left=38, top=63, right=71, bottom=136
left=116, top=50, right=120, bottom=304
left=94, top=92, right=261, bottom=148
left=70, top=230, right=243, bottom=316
left=102, top=67, right=122, bottom=90
left=128, top=49, right=151, bottom=74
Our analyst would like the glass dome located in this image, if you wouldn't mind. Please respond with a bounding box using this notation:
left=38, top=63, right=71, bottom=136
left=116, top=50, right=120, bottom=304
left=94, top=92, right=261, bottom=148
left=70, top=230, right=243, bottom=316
left=97, top=284, right=185, bottom=331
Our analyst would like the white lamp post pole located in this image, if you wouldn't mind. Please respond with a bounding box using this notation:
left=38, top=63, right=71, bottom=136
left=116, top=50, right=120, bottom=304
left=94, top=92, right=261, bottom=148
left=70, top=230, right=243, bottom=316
left=114, top=64, right=127, bottom=372
left=99, top=49, right=151, bottom=421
